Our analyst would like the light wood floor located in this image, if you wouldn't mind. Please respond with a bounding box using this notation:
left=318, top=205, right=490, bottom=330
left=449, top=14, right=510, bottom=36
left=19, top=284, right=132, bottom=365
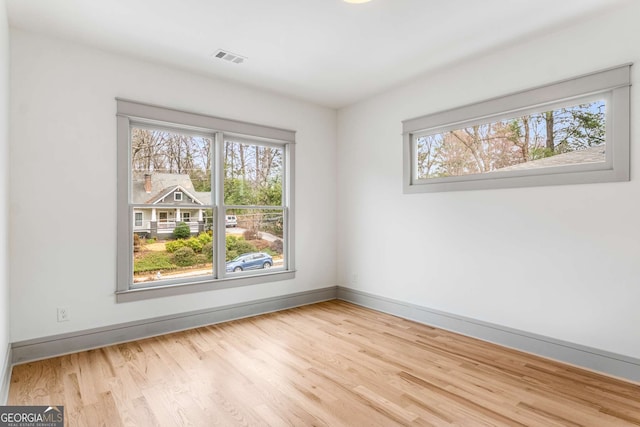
left=8, top=300, right=640, bottom=426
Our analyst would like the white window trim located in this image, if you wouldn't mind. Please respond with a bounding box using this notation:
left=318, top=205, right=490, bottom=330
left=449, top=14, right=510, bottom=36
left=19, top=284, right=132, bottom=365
left=134, top=211, right=143, bottom=227
left=174, top=191, right=183, bottom=201
left=402, top=64, right=631, bottom=193
left=117, top=99, right=296, bottom=303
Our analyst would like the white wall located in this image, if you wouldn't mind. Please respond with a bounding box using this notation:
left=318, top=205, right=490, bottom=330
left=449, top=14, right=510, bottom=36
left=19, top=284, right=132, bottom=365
left=0, top=0, right=10, bottom=363
left=9, top=30, right=337, bottom=342
left=337, top=3, right=640, bottom=359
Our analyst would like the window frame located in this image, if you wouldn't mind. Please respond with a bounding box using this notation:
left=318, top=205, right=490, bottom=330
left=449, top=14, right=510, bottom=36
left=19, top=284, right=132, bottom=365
left=174, top=192, right=183, bottom=202
left=116, top=99, right=296, bottom=302
left=402, top=64, right=631, bottom=193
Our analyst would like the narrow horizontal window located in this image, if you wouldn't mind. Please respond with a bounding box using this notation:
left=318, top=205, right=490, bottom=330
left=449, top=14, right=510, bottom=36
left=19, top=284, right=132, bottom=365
left=403, top=65, right=630, bottom=193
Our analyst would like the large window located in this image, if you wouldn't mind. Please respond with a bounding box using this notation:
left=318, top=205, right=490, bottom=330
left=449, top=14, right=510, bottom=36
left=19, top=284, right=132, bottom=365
left=117, top=100, right=295, bottom=302
left=403, top=65, right=630, bottom=193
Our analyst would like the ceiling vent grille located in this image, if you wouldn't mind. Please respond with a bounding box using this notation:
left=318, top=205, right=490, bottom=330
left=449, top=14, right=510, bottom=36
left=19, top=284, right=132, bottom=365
left=212, top=49, right=247, bottom=64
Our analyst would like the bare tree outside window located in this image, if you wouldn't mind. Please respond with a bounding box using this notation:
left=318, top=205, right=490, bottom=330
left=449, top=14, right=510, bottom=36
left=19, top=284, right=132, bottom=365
left=416, top=101, right=606, bottom=180
left=131, top=128, right=212, bottom=192
left=224, top=140, right=283, bottom=206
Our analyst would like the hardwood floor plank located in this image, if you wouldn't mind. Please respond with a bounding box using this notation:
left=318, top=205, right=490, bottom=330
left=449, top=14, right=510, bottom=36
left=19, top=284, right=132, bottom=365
left=8, top=300, right=640, bottom=426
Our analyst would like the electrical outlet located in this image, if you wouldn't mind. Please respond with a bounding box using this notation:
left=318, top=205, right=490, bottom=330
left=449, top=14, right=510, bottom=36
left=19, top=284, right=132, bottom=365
left=57, top=307, right=70, bottom=322
left=352, top=273, right=359, bottom=284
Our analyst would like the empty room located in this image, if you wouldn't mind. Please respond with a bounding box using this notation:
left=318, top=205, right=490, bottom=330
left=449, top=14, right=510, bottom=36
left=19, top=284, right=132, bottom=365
left=0, top=0, right=639, bottom=425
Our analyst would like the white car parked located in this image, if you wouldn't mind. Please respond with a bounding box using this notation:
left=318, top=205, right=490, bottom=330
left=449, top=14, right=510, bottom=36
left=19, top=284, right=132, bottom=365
left=225, top=215, right=237, bottom=227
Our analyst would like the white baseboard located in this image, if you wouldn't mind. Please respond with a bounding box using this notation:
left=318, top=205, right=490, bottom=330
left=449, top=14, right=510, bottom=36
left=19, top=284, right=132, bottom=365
left=337, top=287, right=640, bottom=384
left=0, top=344, right=11, bottom=404
left=12, top=287, right=338, bottom=364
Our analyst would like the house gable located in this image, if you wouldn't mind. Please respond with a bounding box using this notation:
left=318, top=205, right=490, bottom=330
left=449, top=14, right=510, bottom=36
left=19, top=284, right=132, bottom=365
left=131, top=172, right=211, bottom=205
left=146, top=185, right=204, bottom=206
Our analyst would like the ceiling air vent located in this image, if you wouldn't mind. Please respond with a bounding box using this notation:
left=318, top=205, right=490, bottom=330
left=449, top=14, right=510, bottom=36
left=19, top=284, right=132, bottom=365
left=212, top=49, right=247, bottom=64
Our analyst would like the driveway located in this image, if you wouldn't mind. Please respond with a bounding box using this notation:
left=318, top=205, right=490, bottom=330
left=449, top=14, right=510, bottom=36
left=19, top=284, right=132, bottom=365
left=226, top=227, right=280, bottom=242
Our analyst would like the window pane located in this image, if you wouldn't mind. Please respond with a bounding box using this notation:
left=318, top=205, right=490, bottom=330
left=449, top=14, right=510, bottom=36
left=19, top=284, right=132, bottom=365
left=130, top=127, right=214, bottom=285
left=224, top=140, right=283, bottom=206
left=416, top=100, right=606, bottom=180
left=131, top=127, right=212, bottom=203
left=225, top=208, right=285, bottom=274
left=132, top=211, right=214, bottom=284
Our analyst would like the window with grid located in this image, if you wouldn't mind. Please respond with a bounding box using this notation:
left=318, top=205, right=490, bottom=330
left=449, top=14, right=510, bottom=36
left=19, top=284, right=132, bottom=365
left=117, top=99, right=295, bottom=302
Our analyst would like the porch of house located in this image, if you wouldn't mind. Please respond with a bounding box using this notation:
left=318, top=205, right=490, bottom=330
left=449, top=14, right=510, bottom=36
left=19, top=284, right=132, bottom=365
left=133, top=207, right=208, bottom=238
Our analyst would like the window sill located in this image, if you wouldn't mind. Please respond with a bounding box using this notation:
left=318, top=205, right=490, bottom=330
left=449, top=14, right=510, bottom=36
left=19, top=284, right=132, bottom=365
left=116, top=270, right=296, bottom=303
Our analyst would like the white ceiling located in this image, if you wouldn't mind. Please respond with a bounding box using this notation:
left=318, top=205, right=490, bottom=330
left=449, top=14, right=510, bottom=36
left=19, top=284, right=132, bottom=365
left=6, top=0, right=630, bottom=108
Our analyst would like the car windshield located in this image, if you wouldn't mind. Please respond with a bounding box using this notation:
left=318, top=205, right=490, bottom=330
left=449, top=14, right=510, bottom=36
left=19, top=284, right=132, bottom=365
left=230, top=255, right=245, bottom=262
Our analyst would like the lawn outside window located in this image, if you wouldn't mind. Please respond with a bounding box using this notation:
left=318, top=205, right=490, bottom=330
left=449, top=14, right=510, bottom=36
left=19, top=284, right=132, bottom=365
left=402, top=64, right=631, bottom=193
left=116, top=99, right=295, bottom=302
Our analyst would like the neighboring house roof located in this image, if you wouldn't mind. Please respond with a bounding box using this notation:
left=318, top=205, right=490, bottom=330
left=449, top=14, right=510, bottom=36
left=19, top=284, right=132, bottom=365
left=131, top=172, right=211, bottom=205
left=146, top=185, right=204, bottom=205
left=493, top=145, right=606, bottom=172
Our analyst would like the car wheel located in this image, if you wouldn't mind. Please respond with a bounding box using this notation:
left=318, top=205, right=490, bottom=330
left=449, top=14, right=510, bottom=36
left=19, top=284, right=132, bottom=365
left=233, top=266, right=242, bottom=272
left=263, top=262, right=272, bottom=269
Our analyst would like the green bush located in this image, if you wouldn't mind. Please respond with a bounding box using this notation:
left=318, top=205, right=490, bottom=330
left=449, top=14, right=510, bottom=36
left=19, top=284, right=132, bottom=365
left=225, top=235, right=258, bottom=261
left=173, top=221, right=191, bottom=239
left=165, top=239, right=187, bottom=253
left=173, top=246, right=196, bottom=267
left=197, top=232, right=212, bottom=244
left=202, top=242, right=213, bottom=261
left=185, top=237, right=204, bottom=253
left=134, top=252, right=175, bottom=273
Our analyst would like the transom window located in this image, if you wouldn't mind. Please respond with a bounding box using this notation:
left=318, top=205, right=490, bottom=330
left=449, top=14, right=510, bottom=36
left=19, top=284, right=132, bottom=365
left=117, top=99, right=295, bottom=302
left=403, top=65, right=630, bottom=193
left=415, top=97, right=606, bottom=180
